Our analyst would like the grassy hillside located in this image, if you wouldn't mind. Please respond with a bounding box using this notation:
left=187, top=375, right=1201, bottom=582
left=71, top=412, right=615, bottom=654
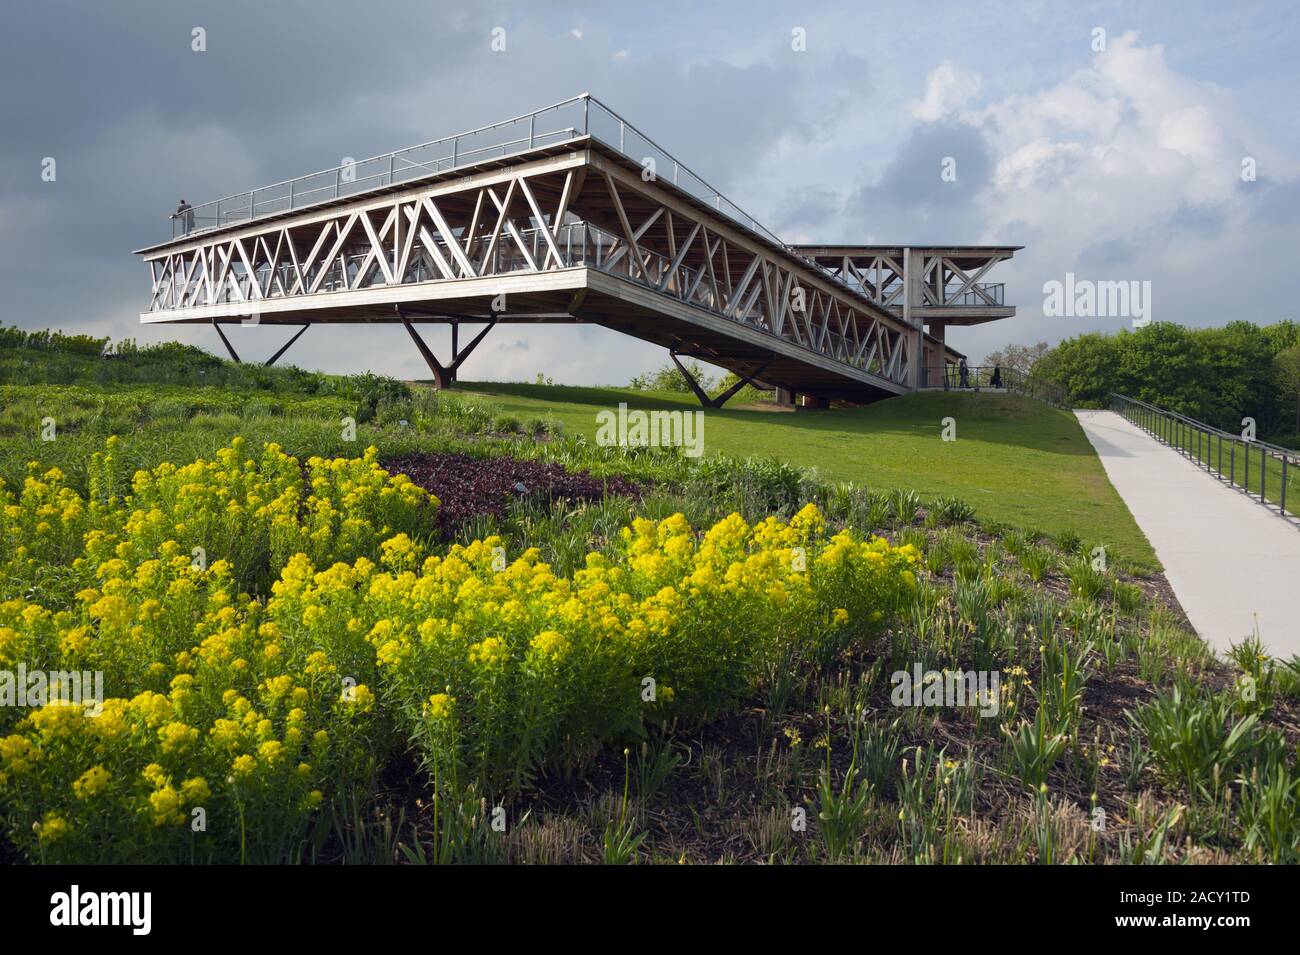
left=5, top=332, right=1300, bottom=866
left=457, top=381, right=1157, bottom=570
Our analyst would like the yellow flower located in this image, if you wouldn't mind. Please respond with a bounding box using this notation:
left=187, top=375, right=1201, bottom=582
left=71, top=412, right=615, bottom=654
left=468, top=636, right=509, bottom=667
left=529, top=630, right=571, bottom=660
left=72, top=765, right=111, bottom=799
left=426, top=693, right=456, bottom=721
left=0, top=734, right=40, bottom=772
left=159, top=721, right=198, bottom=754
left=181, top=777, right=211, bottom=802
left=258, top=740, right=286, bottom=766
left=148, top=785, right=186, bottom=826
left=36, top=812, right=70, bottom=843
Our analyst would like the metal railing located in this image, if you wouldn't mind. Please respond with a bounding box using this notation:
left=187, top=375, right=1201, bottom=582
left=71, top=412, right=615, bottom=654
left=167, top=94, right=788, bottom=248
left=1111, top=393, right=1300, bottom=525
left=830, top=279, right=1005, bottom=309
left=946, top=283, right=1004, bottom=307
left=921, top=364, right=1065, bottom=406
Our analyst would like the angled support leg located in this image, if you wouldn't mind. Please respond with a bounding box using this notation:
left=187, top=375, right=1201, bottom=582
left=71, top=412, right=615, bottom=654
left=213, top=321, right=241, bottom=364
left=264, top=324, right=310, bottom=367
left=397, top=305, right=498, bottom=389
left=669, top=349, right=771, bottom=409
left=399, top=307, right=451, bottom=388
left=446, top=318, right=497, bottom=381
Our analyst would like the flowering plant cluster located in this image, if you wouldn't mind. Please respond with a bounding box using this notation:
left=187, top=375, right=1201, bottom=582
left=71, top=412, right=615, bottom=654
left=0, top=440, right=917, bottom=862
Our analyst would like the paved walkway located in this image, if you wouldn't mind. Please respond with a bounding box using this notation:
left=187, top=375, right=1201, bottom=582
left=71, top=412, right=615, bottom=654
left=1075, top=410, right=1300, bottom=658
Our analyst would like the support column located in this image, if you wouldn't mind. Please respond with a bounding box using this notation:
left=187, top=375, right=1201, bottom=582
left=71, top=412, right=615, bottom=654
left=774, top=387, right=795, bottom=408
left=923, top=321, right=946, bottom=387
left=397, top=304, right=497, bottom=389
left=212, top=321, right=311, bottom=366
left=904, top=247, right=925, bottom=391
left=669, top=349, right=770, bottom=409
left=265, top=324, right=310, bottom=367
left=212, top=321, right=241, bottom=363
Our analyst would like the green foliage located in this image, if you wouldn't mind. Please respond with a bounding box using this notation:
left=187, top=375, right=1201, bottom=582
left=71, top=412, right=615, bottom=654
left=982, top=341, right=1050, bottom=377
left=628, top=360, right=714, bottom=394
left=1035, top=321, right=1289, bottom=434
left=1130, top=683, right=1261, bottom=798
left=0, top=325, right=108, bottom=356
left=1273, top=345, right=1300, bottom=435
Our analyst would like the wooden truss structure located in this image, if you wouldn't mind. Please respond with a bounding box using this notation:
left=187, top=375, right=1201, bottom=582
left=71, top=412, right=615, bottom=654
left=790, top=246, right=1019, bottom=321
left=139, top=143, right=930, bottom=402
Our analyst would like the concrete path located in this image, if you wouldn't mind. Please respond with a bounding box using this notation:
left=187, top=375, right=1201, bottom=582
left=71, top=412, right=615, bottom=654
left=1075, top=410, right=1300, bottom=658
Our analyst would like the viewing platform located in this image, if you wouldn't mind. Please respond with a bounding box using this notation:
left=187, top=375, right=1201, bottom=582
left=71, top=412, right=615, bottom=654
left=136, top=96, right=1019, bottom=406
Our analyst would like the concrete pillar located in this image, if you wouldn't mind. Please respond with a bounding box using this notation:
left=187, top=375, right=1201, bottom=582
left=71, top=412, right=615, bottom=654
left=930, top=321, right=946, bottom=349
left=904, top=248, right=926, bottom=391
left=774, top=387, right=795, bottom=407
left=925, top=321, right=946, bottom=387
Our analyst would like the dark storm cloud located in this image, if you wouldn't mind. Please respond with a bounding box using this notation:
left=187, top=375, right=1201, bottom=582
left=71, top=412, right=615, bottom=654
left=773, top=185, right=841, bottom=233
left=1077, top=237, right=1139, bottom=270
left=0, top=0, right=855, bottom=381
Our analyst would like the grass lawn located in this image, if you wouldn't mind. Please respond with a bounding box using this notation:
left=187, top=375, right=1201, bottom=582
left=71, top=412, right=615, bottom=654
left=455, top=381, right=1158, bottom=571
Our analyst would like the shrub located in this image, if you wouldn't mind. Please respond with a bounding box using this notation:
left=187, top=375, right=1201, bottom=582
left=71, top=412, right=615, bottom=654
left=0, top=440, right=918, bottom=861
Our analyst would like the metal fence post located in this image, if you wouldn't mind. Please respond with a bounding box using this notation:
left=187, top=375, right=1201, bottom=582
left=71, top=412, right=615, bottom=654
left=1261, top=446, right=1267, bottom=503
left=1283, top=455, right=1289, bottom=515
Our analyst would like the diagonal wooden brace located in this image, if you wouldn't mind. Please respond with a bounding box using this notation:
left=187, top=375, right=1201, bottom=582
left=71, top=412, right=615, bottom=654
left=213, top=321, right=241, bottom=364
left=397, top=304, right=497, bottom=389
left=212, top=321, right=310, bottom=366
left=669, top=349, right=771, bottom=408
left=264, top=324, right=310, bottom=367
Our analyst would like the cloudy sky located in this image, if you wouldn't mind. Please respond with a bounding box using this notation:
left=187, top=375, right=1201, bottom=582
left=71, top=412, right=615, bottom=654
left=3, top=0, right=1298, bottom=383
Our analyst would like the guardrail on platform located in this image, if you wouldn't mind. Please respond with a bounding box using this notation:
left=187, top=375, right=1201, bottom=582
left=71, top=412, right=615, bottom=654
left=921, top=365, right=1065, bottom=406
left=1111, top=393, right=1300, bottom=525
left=167, top=94, right=788, bottom=248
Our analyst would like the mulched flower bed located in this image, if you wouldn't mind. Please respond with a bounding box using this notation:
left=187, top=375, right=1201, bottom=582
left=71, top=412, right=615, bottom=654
left=385, top=452, right=642, bottom=538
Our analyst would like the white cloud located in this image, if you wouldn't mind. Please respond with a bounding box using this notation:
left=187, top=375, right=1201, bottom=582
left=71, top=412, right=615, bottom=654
left=909, top=61, right=981, bottom=121
left=916, top=32, right=1300, bottom=359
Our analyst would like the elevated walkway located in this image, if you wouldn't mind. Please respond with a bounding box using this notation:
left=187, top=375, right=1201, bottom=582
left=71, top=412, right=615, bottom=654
left=136, top=96, right=1016, bottom=405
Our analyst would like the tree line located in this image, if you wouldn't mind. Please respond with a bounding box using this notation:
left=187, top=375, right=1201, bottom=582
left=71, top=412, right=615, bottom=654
left=988, top=321, right=1300, bottom=442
